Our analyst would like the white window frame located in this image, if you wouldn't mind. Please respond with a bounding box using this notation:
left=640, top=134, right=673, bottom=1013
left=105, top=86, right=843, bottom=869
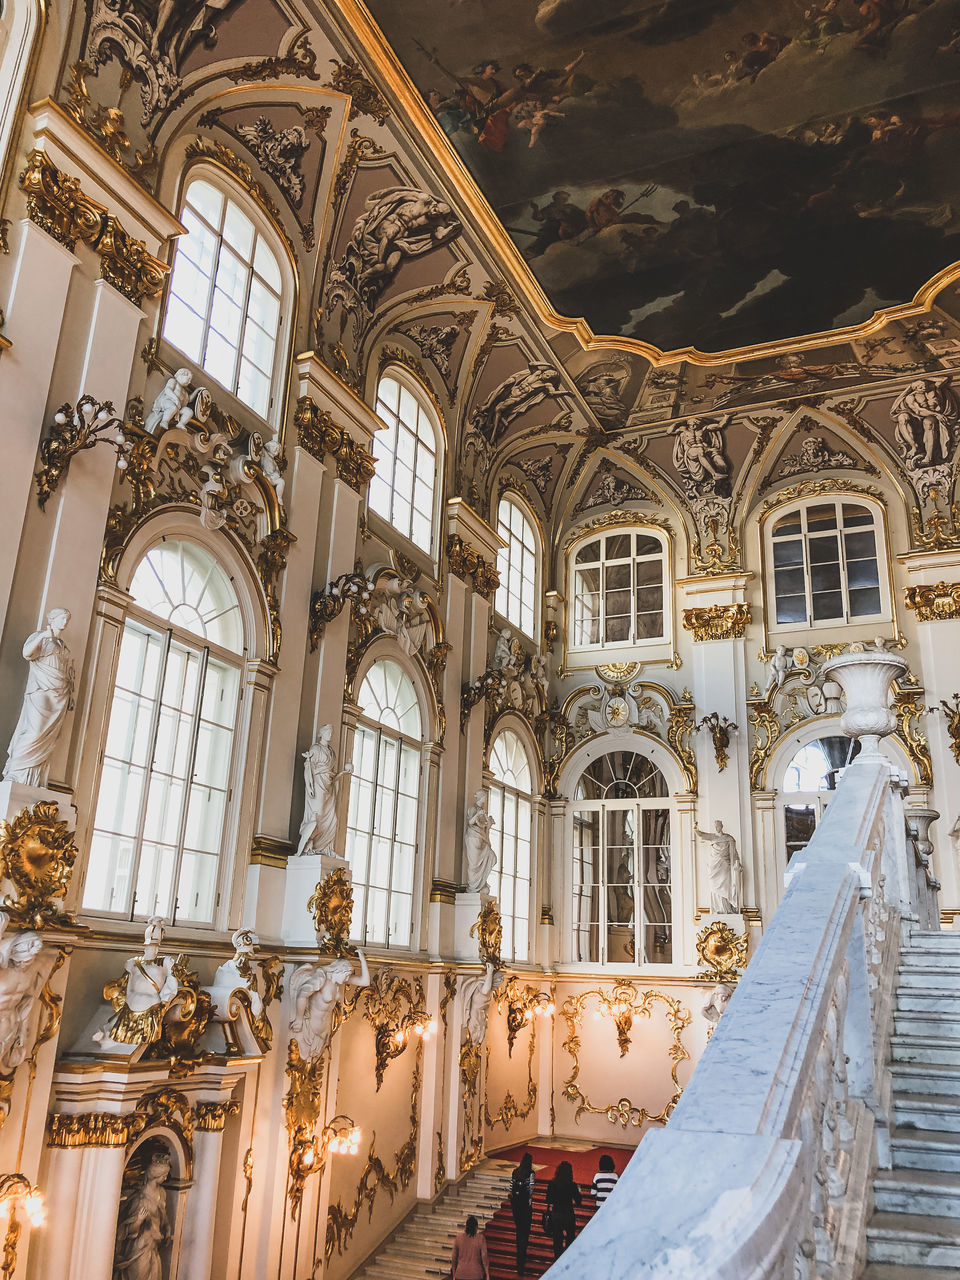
left=765, top=497, right=890, bottom=633
left=488, top=729, right=535, bottom=963
left=495, top=496, right=540, bottom=640
left=345, top=659, right=425, bottom=950
left=82, top=541, right=246, bottom=927
left=370, top=370, right=443, bottom=558
left=567, top=526, right=669, bottom=658
left=162, top=171, right=288, bottom=422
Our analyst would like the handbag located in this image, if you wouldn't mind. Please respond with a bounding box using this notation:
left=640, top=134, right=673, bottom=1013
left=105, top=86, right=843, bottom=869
left=541, top=1208, right=554, bottom=1235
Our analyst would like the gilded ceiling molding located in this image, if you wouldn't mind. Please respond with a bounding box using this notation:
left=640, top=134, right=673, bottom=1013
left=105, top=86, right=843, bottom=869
left=559, top=985, right=691, bottom=1128
left=18, top=149, right=168, bottom=304
left=696, top=922, right=748, bottom=984
left=0, top=801, right=78, bottom=929
left=325, top=1039, right=421, bottom=1258
left=406, top=264, right=472, bottom=307
left=760, top=477, right=882, bottom=512
left=904, top=582, right=960, bottom=621
left=226, top=34, right=323, bottom=85
left=910, top=503, right=960, bottom=553
left=446, top=534, right=499, bottom=598
left=681, top=603, right=751, bottom=643
left=326, top=58, right=391, bottom=124
left=308, top=566, right=374, bottom=653
left=184, top=137, right=296, bottom=261
left=294, top=395, right=376, bottom=492
left=329, top=129, right=385, bottom=225
left=479, top=279, right=521, bottom=318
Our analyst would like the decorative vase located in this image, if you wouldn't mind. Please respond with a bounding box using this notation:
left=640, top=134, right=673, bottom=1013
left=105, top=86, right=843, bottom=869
left=821, top=648, right=908, bottom=755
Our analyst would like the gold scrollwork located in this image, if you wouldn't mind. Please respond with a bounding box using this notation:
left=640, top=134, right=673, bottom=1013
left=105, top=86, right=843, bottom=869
left=308, top=867, right=357, bottom=957
left=446, top=535, right=500, bottom=599
left=494, top=977, right=553, bottom=1057
left=681, top=603, right=751, bottom=642
left=326, top=57, right=391, bottom=124
left=939, top=693, right=960, bottom=765
left=283, top=1039, right=326, bottom=1221
left=470, top=901, right=503, bottom=968
left=133, top=1090, right=195, bottom=1177
left=294, top=395, right=376, bottom=492
left=19, top=150, right=168, bottom=303
left=747, top=700, right=782, bottom=791
left=696, top=921, right=748, bottom=983
left=483, top=1025, right=537, bottom=1132
left=325, top=1040, right=421, bottom=1258
left=666, top=698, right=698, bottom=793
left=560, top=984, right=691, bottom=1128
left=696, top=711, right=737, bottom=771
left=893, top=685, right=933, bottom=787
left=434, top=1132, right=446, bottom=1195
left=904, top=582, right=960, bottom=622
left=354, top=969, right=431, bottom=1090
left=184, top=138, right=296, bottom=260
left=0, top=802, right=78, bottom=929
left=440, top=970, right=457, bottom=1027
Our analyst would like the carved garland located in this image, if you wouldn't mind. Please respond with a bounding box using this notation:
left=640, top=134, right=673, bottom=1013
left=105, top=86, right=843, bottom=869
left=19, top=150, right=168, bottom=304
left=560, top=985, right=691, bottom=1129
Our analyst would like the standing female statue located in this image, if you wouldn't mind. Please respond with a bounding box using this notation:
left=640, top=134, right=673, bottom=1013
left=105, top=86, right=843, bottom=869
left=113, top=1148, right=171, bottom=1280
left=296, top=725, right=353, bottom=857
left=3, top=608, right=74, bottom=786
left=463, top=790, right=497, bottom=893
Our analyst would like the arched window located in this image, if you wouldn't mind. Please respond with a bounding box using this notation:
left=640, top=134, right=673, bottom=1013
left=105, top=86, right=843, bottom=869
left=346, top=660, right=423, bottom=947
left=768, top=500, right=886, bottom=628
left=162, top=177, right=284, bottom=418
left=83, top=540, right=245, bottom=924
left=371, top=373, right=441, bottom=552
left=495, top=498, right=538, bottom=638
left=571, top=750, right=672, bottom=966
left=780, top=736, right=860, bottom=860
left=488, top=730, right=534, bottom=962
left=570, top=528, right=667, bottom=650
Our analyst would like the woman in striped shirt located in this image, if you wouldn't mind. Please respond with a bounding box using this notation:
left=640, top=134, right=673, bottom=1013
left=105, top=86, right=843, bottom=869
left=591, top=1154, right=619, bottom=1206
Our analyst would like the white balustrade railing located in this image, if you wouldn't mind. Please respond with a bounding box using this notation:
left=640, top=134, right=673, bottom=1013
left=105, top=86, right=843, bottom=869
left=548, top=650, right=936, bottom=1280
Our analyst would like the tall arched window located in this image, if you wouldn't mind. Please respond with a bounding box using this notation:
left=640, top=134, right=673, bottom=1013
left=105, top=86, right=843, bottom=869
left=780, top=736, right=860, bottom=861
left=346, top=660, right=423, bottom=947
left=495, top=498, right=538, bottom=638
left=371, top=373, right=441, bottom=552
left=571, top=750, right=672, bottom=966
left=83, top=540, right=245, bottom=924
left=162, top=177, right=284, bottom=418
left=768, top=499, right=886, bottom=628
left=570, top=527, right=667, bottom=650
left=488, top=730, right=534, bottom=962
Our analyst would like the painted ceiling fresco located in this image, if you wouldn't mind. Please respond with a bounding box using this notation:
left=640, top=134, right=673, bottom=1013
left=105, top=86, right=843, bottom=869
left=364, top=0, right=960, bottom=354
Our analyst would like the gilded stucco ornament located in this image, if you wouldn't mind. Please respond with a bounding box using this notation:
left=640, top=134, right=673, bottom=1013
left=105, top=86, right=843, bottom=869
left=470, top=900, right=503, bottom=969
left=327, top=57, right=391, bottom=124
left=696, top=921, right=749, bottom=983
left=48, top=1111, right=145, bottom=1148
left=93, top=918, right=177, bottom=1051
left=682, top=603, right=751, bottom=642
left=904, top=582, right=960, bottom=621
left=483, top=1026, right=537, bottom=1131
left=696, top=711, right=737, bottom=771
left=294, top=396, right=376, bottom=492
left=308, top=867, right=357, bottom=958
left=35, top=397, right=128, bottom=511
left=939, top=693, right=960, bottom=765
left=209, top=928, right=283, bottom=1054
left=0, top=802, right=78, bottom=928
left=560, top=984, right=691, bottom=1127
left=308, top=566, right=374, bottom=652
left=494, top=977, right=554, bottom=1057
left=447, top=535, right=500, bottom=598
left=352, top=969, right=433, bottom=1089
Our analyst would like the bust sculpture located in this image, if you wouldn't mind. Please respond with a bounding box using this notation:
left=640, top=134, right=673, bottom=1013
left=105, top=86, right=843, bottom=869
left=463, top=790, right=497, bottom=893
left=113, top=1148, right=171, bottom=1280
left=94, top=918, right=178, bottom=1048
left=296, top=725, right=353, bottom=857
left=3, top=609, right=74, bottom=787
left=695, top=820, right=743, bottom=915
left=289, top=950, right=370, bottom=1060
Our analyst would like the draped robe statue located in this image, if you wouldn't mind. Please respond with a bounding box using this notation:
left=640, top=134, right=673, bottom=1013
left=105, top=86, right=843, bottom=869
left=4, top=609, right=74, bottom=786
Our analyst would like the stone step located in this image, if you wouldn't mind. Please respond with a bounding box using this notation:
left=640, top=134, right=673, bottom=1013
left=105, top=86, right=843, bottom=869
left=863, top=1266, right=960, bottom=1279
left=907, top=932, right=960, bottom=950
left=900, top=948, right=960, bottom=968
left=895, top=1093, right=960, bottom=1133
left=898, top=967, right=960, bottom=990
left=866, top=1212, right=960, bottom=1267
left=894, top=1012, right=960, bottom=1041
left=891, top=1035, right=960, bottom=1067
left=892, top=1129, right=960, bottom=1175
left=894, top=990, right=960, bottom=1014
left=874, top=1168, right=960, bottom=1218
left=892, top=1062, right=960, bottom=1097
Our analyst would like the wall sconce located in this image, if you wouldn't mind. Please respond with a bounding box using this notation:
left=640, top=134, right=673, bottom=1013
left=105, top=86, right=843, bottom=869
left=322, top=1116, right=362, bottom=1157
left=522, top=995, right=555, bottom=1023
left=696, top=711, right=737, bottom=772
left=375, top=1009, right=436, bottom=1088
left=499, top=980, right=554, bottom=1057
left=0, top=1174, right=45, bottom=1279
left=592, top=983, right=641, bottom=1057
left=35, top=397, right=130, bottom=510
left=288, top=1115, right=362, bottom=1219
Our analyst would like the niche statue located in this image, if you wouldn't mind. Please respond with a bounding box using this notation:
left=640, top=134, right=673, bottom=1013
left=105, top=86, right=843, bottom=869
left=463, top=790, right=497, bottom=893
left=113, top=1147, right=171, bottom=1280
left=695, top=821, right=743, bottom=915
left=3, top=609, right=74, bottom=787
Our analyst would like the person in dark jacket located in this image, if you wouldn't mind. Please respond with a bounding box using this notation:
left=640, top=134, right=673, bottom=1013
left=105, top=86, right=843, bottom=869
left=546, top=1159, right=581, bottom=1258
left=510, top=1152, right=536, bottom=1274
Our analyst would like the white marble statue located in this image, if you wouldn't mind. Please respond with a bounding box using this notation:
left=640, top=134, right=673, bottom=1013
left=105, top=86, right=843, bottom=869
left=702, top=981, right=735, bottom=1034
left=261, top=438, right=285, bottom=505
left=296, top=726, right=353, bottom=857
left=145, top=368, right=195, bottom=434
left=113, top=1147, right=171, bottom=1280
left=0, top=912, right=43, bottom=1075
left=93, top=918, right=178, bottom=1048
left=374, top=577, right=430, bottom=656
left=463, top=790, right=497, bottom=893
left=289, top=950, right=370, bottom=1060
left=768, top=644, right=791, bottom=692
left=3, top=608, right=74, bottom=786
left=493, top=628, right=515, bottom=672
left=210, top=928, right=262, bottom=1021
left=461, top=961, right=503, bottom=1045
left=695, top=821, right=743, bottom=915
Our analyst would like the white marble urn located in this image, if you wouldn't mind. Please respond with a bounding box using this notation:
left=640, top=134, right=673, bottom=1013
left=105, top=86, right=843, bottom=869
left=905, top=808, right=939, bottom=865
left=821, top=648, right=908, bottom=754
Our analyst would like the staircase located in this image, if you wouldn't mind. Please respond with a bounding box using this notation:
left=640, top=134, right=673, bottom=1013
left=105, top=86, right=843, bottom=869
left=354, top=1160, right=514, bottom=1280
left=865, top=929, right=960, bottom=1278
left=484, top=1171, right=597, bottom=1279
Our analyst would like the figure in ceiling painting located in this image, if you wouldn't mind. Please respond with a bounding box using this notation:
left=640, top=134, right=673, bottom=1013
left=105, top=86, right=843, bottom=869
left=87, top=0, right=240, bottom=121
left=471, top=362, right=571, bottom=441
left=325, top=187, right=463, bottom=333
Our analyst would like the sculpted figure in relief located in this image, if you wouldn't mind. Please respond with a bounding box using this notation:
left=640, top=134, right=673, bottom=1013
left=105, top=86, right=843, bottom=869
left=463, top=790, right=497, bottom=893
left=145, top=368, right=196, bottom=434
left=0, top=912, right=43, bottom=1076
left=289, top=950, right=370, bottom=1060
left=296, top=726, right=353, bottom=857
left=113, top=1147, right=171, bottom=1280
left=93, top=918, right=178, bottom=1048
left=461, top=960, right=504, bottom=1045
left=702, top=981, right=735, bottom=1034
left=473, top=363, right=570, bottom=443
left=695, top=820, right=743, bottom=915
left=374, top=577, right=430, bottom=656
left=672, top=414, right=731, bottom=496
left=891, top=377, right=959, bottom=470
left=210, top=928, right=262, bottom=1021
left=3, top=608, right=74, bottom=787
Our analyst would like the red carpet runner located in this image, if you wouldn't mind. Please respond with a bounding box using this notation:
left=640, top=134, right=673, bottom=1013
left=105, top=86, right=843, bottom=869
left=482, top=1146, right=632, bottom=1279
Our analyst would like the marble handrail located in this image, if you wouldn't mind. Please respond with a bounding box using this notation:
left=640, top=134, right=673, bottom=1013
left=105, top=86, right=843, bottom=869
left=547, top=755, right=905, bottom=1280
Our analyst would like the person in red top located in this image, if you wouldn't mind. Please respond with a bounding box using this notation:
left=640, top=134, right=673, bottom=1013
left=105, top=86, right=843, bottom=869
left=451, top=1215, right=489, bottom=1280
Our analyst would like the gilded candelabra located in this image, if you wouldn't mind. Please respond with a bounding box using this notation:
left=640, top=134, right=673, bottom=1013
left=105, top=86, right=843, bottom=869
left=0, top=1175, right=44, bottom=1280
